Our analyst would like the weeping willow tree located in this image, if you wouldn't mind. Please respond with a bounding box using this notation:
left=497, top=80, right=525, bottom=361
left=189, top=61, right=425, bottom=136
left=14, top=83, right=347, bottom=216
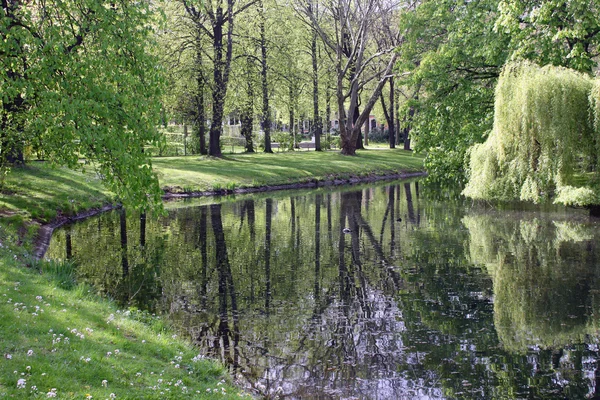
left=463, top=61, right=600, bottom=206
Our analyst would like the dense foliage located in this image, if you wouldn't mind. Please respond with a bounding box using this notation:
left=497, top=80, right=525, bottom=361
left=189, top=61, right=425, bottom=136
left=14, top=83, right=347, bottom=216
left=396, top=0, right=510, bottom=185
left=0, top=1, right=164, bottom=210
left=463, top=61, right=598, bottom=206
left=398, top=0, right=600, bottom=186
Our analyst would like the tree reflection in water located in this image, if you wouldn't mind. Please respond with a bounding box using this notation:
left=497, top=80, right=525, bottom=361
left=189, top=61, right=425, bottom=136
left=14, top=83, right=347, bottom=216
left=45, top=181, right=600, bottom=399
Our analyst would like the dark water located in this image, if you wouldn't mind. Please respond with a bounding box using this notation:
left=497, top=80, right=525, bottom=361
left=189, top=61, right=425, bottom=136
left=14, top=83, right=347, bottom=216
left=46, top=181, right=600, bottom=399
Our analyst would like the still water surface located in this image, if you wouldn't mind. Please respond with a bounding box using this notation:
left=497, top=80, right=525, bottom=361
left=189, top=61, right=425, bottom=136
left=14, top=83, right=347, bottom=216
left=47, top=180, right=600, bottom=399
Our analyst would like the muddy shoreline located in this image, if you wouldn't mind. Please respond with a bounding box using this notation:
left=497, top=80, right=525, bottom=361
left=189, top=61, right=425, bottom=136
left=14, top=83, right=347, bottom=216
left=34, top=170, right=426, bottom=259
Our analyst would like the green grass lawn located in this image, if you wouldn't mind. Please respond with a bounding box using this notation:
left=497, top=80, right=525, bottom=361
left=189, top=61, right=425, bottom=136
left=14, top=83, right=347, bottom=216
left=0, top=253, right=247, bottom=399
left=1, top=149, right=423, bottom=222
left=153, top=149, right=423, bottom=193
left=0, top=163, right=114, bottom=223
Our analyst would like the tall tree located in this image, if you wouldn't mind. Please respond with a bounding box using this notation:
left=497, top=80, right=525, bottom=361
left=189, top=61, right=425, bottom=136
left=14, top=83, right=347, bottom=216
left=309, top=1, right=322, bottom=151
left=257, top=0, right=273, bottom=153
left=299, top=0, right=401, bottom=155
left=397, top=0, right=510, bottom=185
left=380, top=78, right=396, bottom=149
left=180, top=0, right=255, bottom=157
left=0, top=0, right=164, bottom=209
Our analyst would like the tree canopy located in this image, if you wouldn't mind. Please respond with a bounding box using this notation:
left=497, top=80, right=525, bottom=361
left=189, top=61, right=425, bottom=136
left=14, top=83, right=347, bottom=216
left=0, top=0, right=164, bottom=210
left=463, top=61, right=599, bottom=206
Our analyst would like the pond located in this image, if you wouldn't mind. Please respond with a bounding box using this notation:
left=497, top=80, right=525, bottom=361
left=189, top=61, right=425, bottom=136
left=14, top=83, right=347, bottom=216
left=46, top=180, right=600, bottom=399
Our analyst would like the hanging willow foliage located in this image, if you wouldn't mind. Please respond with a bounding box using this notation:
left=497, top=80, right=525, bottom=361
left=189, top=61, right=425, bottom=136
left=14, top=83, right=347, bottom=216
left=463, top=61, right=600, bottom=206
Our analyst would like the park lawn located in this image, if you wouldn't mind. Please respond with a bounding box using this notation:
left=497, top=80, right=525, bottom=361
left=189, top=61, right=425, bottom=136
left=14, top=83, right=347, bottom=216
left=0, top=163, right=115, bottom=223
left=0, top=259, right=246, bottom=399
left=0, top=149, right=423, bottom=222
left=153, top=149, right=423, bottom=193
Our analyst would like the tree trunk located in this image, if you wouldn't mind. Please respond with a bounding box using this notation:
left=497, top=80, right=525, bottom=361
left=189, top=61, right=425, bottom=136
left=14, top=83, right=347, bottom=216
left=380, top=78, right=395, bottom=149
left=341, top=134, right=357, bottom=155
left=241, top=56, right=254, bottom=152
left=310, top=11, right=322, bottom=151
left=289, top=82, right=296, bottom=149
left=196, top=42, right=207, bottom=155
left=388, top=78, right=395, bottom=149
left=353, top=104, right=365, bottom=150
left=1, top=2, right=26, bottom=165
left=259, top=0, right=272, bottom=153
left=364, top=116, right=370, bottom=146
left=209, top=9, right=226, bottom=157
left=325, top=82, right=331, bottom=144
left=403, top=104, right=415, bottom=151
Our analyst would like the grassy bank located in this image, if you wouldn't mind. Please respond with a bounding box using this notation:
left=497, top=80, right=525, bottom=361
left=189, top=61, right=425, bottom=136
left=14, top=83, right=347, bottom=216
left=154, top=150, right=423, bottom=193
left=0, top=251, right=247, bottom=399
left=1, top=149, right=423, bottom=223
left=0, top=149, right=423, bottom=398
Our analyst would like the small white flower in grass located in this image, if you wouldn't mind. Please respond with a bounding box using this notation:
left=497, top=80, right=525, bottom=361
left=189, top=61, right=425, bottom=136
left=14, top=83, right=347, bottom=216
left=174, top=364, right=180, bottom=369
left=136, top=372, right=141, bottom=377
left=5, top=353, right=12, bottom=359
left=109, top=394, right=116, bottom=399
left=27, top=350, right=33, bottom=356
left=114, top=349, right=119, bottom=355
left=36, top=296, right=43, bottom=301
left=85, top=394, right=92, bottom=399
left=102, top=380, right=108, bottom=387
left=46, top=388, right=57, bottom=397
left=26, top=366, right=31, bottom=371
left=106, top=352, right=112, bottom=357
left=141, top=340, right=146, bottom=344
left=31, top=385, right=37, bottom=391
left=17, top=378, right=26, bottom=389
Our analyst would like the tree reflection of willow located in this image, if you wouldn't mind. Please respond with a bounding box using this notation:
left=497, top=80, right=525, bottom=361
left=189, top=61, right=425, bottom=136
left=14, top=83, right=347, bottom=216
left=464, top=213, right=600, bottom=352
